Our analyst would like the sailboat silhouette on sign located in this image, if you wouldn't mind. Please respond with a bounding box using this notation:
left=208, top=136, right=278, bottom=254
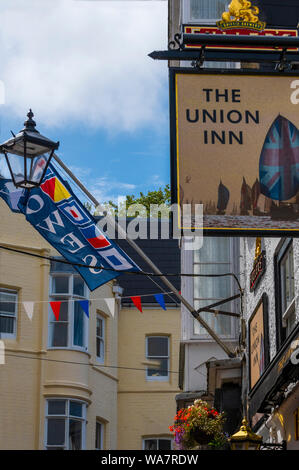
left=217, top=180, right=230, bottom=215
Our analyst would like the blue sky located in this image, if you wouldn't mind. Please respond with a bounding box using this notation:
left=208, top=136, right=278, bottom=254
left=0, top=0, right=169, bottom=206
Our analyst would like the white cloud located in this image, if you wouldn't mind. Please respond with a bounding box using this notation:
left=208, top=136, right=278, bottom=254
left=0, top=0, right=168, bottom=132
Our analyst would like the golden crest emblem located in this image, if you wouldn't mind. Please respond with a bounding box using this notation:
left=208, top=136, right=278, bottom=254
left=217, top=0, right=266, bottom=31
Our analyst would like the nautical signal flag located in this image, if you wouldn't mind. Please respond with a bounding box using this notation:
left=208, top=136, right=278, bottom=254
left=80, top=224, right=111, bottom=249
left=40, top=176, right=71, bottom=203
left=11, top=163, right=140, bottom=291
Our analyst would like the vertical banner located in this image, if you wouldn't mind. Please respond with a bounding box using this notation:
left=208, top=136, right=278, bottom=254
left=170, top=69, right=299, bottom=235
left=249, top=295, right=269, bottom=389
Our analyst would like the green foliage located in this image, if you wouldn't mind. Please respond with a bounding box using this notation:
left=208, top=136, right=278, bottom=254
left=98, top=185, right=171, bottom=217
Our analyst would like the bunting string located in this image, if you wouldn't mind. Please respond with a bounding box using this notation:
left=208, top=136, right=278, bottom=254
left=0, top=290, right=178, bottom=322
left=0, top=290, right=174, bottom=304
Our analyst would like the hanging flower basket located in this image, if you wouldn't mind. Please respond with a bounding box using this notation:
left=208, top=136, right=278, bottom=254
left=169, top=399, right=228, bottom=450
left=190, top=428, right=212, bottom=445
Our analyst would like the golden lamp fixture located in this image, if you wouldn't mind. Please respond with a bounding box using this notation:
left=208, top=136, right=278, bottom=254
left=217, top=0, right=266, bottom=31
left=254, top=237, right=262, bottom=262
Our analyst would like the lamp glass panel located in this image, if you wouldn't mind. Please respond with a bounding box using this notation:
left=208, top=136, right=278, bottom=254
left=28, top=153, right=51, bottom=184
left=5, top=153, right=25, bottom=184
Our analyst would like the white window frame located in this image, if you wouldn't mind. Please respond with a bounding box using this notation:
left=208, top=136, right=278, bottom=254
left=146, top=336, right=170, bottom=382
left=48, top=273, right=89, bottom=351
left=0, top=288, right=18, bottom=339
left=95, top=420, right=104, bottom=450
left=142, top=437, right=173, bottom=450
left=279, top=241, right=295, bottom=334
left=182, top=0, right=230, bottom=24
left=192, top=237, right=239, bottom=340
left=44, top=398, right=87, bottom=450
left=96, top=313, right=105, bottom=364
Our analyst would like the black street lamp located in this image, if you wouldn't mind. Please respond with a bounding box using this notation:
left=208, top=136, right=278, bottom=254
left=0, top=109, right=59, bottom=189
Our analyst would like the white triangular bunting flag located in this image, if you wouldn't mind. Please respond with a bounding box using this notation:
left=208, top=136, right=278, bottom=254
left=105, top=298, right=115, bottom=317
left=23, top=301, right=34, bottom=321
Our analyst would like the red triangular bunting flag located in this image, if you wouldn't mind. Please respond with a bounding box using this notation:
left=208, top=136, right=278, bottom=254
left=131, top=296, right=142, bottom=313
left=50, top=301, right=61, bottom=321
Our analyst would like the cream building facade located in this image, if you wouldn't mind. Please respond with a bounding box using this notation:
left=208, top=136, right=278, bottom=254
left=0, top=198, right=119, bottom=450
left=0, top=201, right=182, bottom=450
left=117, top=303, right=181, bottom=450
left=116, top=225, right=181, bottom=450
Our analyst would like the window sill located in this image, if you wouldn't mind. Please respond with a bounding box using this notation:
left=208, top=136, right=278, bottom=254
left=0, top=334, right=16, bottom=340
left=47, top=347, right=90, bottom=357
left=282, top=297, right=296, bottom=327
left=189, top=336, right=238, bottom=343
left=96, top=357, right=105, bottom=365
left=146, top=377, right=170, bottom=382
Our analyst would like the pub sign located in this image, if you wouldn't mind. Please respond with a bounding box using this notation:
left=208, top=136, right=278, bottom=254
left=170, top=69, right=299, bottom=234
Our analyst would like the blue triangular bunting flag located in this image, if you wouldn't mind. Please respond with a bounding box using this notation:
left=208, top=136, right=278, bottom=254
left=154, top=294, right=166, bottom=310
left=79, top=300, right=89, bottom=318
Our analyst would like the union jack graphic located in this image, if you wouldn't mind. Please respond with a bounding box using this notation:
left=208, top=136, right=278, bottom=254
left=259, top=115, right=299, bottom=201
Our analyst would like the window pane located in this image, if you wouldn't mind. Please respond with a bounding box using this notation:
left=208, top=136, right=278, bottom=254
left=74, top=302, right=84, bottom=347
left=144, top=439, right=157, bottom=450
left=56, top=301, right=69, bottom=322
left=0, top=316, right=14, bottom=334
left=194, top=263, right=231, bottom=299
left=0, top=291, right=17, bottom=314
left=52, top=323, right=68, bottom=347
left=47, top=419, right=65, bottom=446
left=147, top=337, right=168, bottom=357
left=190, top=0, right=228, bottom=20
left=158, top=439, right=172, bottom=450
left=52, top=276, right=69, bottom=294
left=96, top=422, right=102, bottom=449
left=97, top=318, right=103, bottom=338
left=69, top=419, right=82, bottom=450
left=194, top=237, right=230, bottom=263
left=97, top=338, right=103, bottom=359
left=73, top=276, right=85, bottom=297
left=147, top=358, right=168, bottom=377
left=48, top=400, right=66, bottom=415
left=194, top=301, right=232, bottom=336
left=70, top=401, right=82, bottom=417
left=280, top=245, right=295, bottom=313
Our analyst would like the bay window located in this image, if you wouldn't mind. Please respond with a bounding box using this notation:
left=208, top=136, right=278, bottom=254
left=49, top=266, right=89, bottom=350
left=45, top=399, right=87, bottom=450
